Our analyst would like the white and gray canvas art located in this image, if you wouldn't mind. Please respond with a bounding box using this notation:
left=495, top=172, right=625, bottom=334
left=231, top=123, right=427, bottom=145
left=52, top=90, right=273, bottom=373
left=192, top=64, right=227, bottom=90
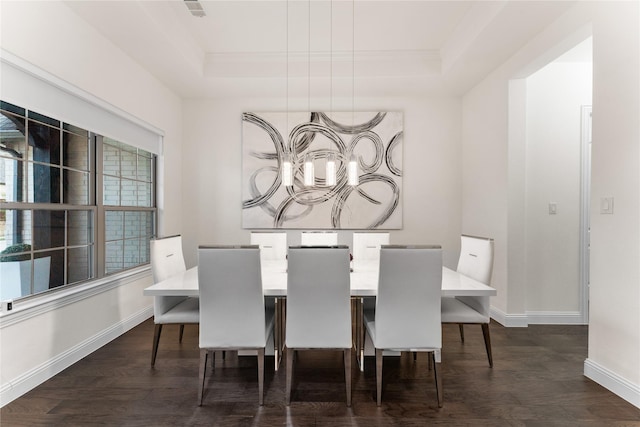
left=242, top=111, right=403, bottom=229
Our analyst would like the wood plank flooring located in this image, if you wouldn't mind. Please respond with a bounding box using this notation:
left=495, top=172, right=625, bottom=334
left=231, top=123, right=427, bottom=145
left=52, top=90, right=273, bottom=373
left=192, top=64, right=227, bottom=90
left=2, top=320, right=639, bottom=426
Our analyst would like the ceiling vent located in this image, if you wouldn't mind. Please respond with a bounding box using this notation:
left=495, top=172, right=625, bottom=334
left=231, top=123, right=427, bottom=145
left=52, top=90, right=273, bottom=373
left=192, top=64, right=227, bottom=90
left=184, top=0, right=206, bottom=18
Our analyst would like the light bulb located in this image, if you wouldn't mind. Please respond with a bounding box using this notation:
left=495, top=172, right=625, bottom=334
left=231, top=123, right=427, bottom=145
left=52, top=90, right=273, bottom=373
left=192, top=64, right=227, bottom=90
left=325, top=153, right=336, bottom=186
left=304, top=155, right=315, bottom=186
left=348, top=155, right=359, bottom=186
left=282, top=154, right=293, bottom=187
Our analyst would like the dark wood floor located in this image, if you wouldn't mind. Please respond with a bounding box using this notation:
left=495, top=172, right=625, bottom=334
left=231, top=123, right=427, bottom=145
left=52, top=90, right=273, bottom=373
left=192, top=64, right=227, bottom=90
left=2, top=320, right=639, bottom=426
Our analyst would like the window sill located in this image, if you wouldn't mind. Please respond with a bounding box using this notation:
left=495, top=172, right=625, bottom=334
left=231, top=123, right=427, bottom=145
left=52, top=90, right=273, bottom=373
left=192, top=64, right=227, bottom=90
left=0, top=265, right=152, bottom=328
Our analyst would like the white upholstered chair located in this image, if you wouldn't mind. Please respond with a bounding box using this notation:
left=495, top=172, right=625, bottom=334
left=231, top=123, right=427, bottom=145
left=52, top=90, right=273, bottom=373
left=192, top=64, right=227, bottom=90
left=285, top=246, right=352, bottom=406
left=150, top=235, right=199, bottom=367
left=441, top=234, right=494, bottom=367
left=300, top=231, right=338, bottom=246
left=352, top=232, right=389, bottom=270
left=250, top=232, right=287, bottom=262
left=197, top=245, right=275, bottom=406
left=364, top=245, right=443, bottom=407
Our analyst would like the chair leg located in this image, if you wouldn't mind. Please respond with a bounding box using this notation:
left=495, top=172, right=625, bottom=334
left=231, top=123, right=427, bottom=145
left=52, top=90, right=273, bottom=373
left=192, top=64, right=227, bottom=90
left=179, top=324, right=185, bottom=343
left=209, top=350, right=215, bottom=369
left=375, top=348, right=383, bottom=406
left=481, top=323, right=493, bottom=368
left=344, top=348, right=352, bottom=407
left=458, top=324, right=465, bottom=343
left=431, top=352, right=443, bottom=408
left=257, top=348, right=265, bottom=406
left=151, top=324, right=163, bottom=367
left=285, top=348, right=294, bottom=405
left=198, top=349, right=209, bottom=406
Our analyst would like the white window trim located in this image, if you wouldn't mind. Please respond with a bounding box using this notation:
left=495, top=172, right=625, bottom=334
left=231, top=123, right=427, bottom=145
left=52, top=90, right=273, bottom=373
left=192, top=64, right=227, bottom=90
left=0, top=265, right=151, bottom=327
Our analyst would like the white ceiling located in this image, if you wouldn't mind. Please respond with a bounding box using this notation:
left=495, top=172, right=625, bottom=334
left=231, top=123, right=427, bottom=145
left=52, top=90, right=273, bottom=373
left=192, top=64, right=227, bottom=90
left=65, top=1, right=579, bottom=98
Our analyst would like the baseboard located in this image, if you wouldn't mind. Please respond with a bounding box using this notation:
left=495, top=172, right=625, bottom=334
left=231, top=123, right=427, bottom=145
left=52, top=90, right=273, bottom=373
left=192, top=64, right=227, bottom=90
left=490, top=307, right=588, bottom=327
left=0, top=306, right=152, bottom=407
left=490, top=306, right=528, bottom=327
left=526, top=310, right=587, bottom=325
left=584, top=358, right=640, bottom=409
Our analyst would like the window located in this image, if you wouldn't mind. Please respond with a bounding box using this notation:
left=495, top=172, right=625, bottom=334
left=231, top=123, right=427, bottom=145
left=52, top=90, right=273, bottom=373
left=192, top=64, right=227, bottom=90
left=0, top=101, right=156, bottom=301
left=101, top=137, right=155, bottom=274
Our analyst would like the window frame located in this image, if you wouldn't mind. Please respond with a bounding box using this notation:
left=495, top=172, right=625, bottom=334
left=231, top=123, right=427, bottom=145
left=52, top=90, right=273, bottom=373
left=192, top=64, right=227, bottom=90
left=0, top=101, right=157, bottom=303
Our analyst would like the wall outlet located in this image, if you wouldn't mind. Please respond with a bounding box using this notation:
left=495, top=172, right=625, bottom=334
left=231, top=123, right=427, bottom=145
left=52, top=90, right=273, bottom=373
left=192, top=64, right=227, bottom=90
left=548, top=202, right=557, bottom=215
left=2, top=300, right=13, bottom=312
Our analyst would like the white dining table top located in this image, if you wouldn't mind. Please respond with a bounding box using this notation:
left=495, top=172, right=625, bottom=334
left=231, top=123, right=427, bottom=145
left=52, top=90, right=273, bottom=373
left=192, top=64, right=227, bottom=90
left=143, top=260, right=497, bottom=298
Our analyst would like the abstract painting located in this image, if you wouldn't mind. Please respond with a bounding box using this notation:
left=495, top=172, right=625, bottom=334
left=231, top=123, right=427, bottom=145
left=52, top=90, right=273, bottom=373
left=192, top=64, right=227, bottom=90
left=242, top=111, right=403, bottom=229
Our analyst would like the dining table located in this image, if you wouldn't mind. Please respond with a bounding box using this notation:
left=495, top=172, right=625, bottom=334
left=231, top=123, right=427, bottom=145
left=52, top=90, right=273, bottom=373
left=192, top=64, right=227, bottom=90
left=143, top=259, right=497, bottom=370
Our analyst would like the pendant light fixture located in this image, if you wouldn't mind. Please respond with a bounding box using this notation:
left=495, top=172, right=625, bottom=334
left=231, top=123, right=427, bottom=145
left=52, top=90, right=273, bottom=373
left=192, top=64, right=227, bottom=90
left=325, top=0, right=337, bottom=187
left=326, top=153, right=336, bottom=186
left=304, top=154, right=315, bottom=186
left=348, top=0, right=359, bottom=186
left=303, top=0, right=315, bottom=187
left=282, top=153, right=293, bottom=186
left=348, top=155, right=359, bottom=186
left=282, top=0, right=293, bottom=187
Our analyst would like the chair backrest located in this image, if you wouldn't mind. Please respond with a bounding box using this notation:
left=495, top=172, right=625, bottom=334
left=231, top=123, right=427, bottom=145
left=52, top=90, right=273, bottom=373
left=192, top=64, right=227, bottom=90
left=250, top=232, right=287, bottom=261
left=352, top=232, right=389, bottom=268
left=374, top=245, right=442, bottom=350
left=286, top=246, right=351, bottom=349
left=457, top=235, right=494, bottom=285
left=198, top=246, right=267, bottom=349
left=150, top=235, right=186, bottom=283
left=300, top=231, right=338, bottom=246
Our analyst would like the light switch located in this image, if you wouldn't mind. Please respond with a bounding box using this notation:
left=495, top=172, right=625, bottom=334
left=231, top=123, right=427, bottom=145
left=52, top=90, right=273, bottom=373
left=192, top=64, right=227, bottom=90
left=548, top=202, right=557, bottom=215
left=600, top=197, right=614, bottom=214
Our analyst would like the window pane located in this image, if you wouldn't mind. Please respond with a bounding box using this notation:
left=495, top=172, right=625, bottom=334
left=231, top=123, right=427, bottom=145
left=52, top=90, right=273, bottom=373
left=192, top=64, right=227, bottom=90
left=141, top=236, right=150, bottom=264
left=33, top=210, right=65, bottom=250
left=138, top=155, right=152, bottom=182
left=0, top=245, right=30, bottom=262
left=28, top=111, right=59, bottom=128
left=120, top=179, right=137, bottom=207
left=124, top=211, right=142, bottom=239
left=138, top=182, right=152, bottom=207
left=105, top=240, right=123, bottom=274
left=36, top=249, right=63, bottom=291
left=0, top=158, right=26, bottom=203
left=68, top=210, right=92, bottom=246
left=121, top=150, right=136, bottom=180
left=30, top=163, right=61, bottom=204
left=103, top=175, right=120, bottom=206
left=105, top=211, right=123, bottom=241
left=103, top=142, right=120, bottom=177
left=68, top=246, right=91, bottom=284
left=0, top=256, right=33, bottom=300
left=145, top=211, right=154, bottom=237
left=63, top=169, right=89, bottom=205
left=28, top=120, right=60, bottom=165
left=1, top=101, right=25, bottom=116
left=0, top=209, right=32, bottom=250
left=124, top=238, right=142, bottom=268
left=63, top=131, right=89, bottom=171
left=0, top=111, right=27, bottom=160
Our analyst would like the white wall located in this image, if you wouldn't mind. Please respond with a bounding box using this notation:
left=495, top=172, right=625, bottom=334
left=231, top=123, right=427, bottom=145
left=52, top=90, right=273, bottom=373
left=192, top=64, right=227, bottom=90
left=463, top=3, right=593, bottom=323
left=463, top=1, right=639, bottom=407
left=181, top=96, right=462, bottom=269
left=525, top=60, right=592, bottom=315
left=585, top=2, right=639, bottom=407
left=0, top=1, right=182, bottom=405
